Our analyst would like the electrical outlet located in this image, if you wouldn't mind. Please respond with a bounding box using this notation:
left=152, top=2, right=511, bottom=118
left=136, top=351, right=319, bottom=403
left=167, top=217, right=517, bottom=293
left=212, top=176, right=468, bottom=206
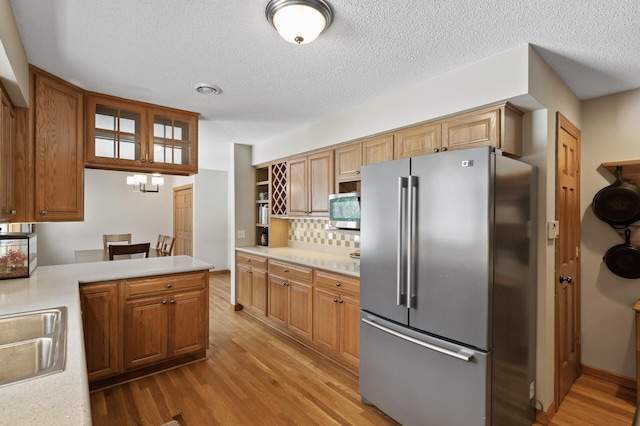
left=237, top=230, right=245, bottom=239
left=529, top=381, right=535, bottom=399
left=547, top=220, right=559, bottom=239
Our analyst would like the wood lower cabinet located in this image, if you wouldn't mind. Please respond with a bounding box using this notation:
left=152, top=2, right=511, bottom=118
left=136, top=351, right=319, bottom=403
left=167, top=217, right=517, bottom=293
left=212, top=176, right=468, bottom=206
left=80, top=270, right=209, bottom=387
left=268, top=260, right=313, bottom=342
left=236, top=252, right=268, bottom=316
left=236, top=251, right=360, bottom=371
left=80, top=281, right=119, bottom=381
left=123, top=294, right=169, bottom=369
left=313, top=270, right=360, bottom=369
left=123, top=274, right=208, bottom=371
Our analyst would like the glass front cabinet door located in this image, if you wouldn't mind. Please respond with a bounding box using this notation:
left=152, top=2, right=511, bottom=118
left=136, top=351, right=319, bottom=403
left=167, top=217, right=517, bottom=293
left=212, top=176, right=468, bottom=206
left=86, top=94, right=198, bottom=175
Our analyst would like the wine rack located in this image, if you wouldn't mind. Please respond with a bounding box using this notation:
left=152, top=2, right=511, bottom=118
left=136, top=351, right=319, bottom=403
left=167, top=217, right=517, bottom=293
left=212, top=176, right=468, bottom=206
left=271, top=162, right=287, bottom=216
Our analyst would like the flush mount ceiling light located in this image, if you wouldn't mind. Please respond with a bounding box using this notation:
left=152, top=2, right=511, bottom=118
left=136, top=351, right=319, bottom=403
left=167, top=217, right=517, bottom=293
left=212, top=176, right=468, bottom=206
left=265, top=0, right=333, bottom=45
left=195, top=83, right=221, bottom=95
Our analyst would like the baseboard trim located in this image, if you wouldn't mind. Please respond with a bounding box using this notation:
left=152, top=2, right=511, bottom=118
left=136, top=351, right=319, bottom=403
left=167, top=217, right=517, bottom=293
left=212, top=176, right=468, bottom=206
left=581, top=364, right=636, bottom=390
left=534, top=399, right=556, bottom=425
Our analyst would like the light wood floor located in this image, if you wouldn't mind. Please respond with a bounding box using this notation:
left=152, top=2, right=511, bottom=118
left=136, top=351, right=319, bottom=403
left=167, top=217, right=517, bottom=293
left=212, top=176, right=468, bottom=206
left=90, top=272, right=636, bottom=425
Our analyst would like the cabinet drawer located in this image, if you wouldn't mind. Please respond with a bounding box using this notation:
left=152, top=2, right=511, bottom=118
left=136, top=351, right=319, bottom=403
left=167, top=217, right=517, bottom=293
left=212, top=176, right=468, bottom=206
left=237, top=252, right=267, bottom=270
left=269, top=260, right=313, bottom=283
left=315, top=270, right=359, bottom=296
left=124, top=271, right=206, bottom=299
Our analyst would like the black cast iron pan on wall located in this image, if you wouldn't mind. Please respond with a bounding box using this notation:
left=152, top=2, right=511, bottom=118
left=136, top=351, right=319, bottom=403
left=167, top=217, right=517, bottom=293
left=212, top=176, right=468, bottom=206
left=603, top=229, right=640, bottom=279
left=592, top=166, right=640, bottom=227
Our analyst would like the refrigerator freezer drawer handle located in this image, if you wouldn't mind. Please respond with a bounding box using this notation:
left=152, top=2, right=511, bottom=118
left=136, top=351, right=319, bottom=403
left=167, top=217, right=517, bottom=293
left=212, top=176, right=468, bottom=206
left=361, top=318, right=474, bottom=362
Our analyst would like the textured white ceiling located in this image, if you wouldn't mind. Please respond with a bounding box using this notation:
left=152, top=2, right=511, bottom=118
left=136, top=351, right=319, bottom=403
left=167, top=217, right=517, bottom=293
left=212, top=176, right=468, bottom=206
left=9, top=0, right=640, bottom=170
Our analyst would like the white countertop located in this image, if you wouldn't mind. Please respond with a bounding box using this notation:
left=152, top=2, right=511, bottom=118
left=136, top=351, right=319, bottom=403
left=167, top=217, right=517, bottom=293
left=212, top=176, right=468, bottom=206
left=0, top=255, right=213, bottom=426
left=236, top=246, right=360, bottom=277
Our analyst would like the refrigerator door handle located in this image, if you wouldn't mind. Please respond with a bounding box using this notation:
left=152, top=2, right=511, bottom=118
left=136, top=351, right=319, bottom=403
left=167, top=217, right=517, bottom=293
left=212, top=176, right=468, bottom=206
left=397, top=177, right=408, bottom=306
left=361, top=318, right=475, bottom=362
left=407, top=175, right=418, bottom=309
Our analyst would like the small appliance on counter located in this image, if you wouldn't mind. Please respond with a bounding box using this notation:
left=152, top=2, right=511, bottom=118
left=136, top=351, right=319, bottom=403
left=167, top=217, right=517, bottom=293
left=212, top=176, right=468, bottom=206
left=0, top=233, right=37, bottom=279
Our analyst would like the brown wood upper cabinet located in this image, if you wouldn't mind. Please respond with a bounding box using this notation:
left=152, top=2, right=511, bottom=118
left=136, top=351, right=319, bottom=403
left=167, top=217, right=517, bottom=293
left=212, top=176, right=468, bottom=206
left=389, top=103, right=523, bottom=161
left=288, top=150, right=334, bottom=216
left=334, top=134, right=394, bottom=184
left=0, top=83, right=16, bottom=222
left=394, top=122, right=442, bottom=159
left=27, top=67, right=84, bottom=222
left=85, top=93, right=199, bottom=176
left=441, top=103, right=522, bottom=156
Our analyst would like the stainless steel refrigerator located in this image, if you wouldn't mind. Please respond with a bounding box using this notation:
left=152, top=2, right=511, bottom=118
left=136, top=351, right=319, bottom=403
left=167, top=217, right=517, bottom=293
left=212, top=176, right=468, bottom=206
left=359, top=146, right=536, bottom=426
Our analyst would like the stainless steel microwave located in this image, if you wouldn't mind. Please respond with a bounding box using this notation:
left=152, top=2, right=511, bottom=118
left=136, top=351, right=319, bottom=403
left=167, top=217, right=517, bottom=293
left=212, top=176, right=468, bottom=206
left=329, top=192, right=361, bottom=230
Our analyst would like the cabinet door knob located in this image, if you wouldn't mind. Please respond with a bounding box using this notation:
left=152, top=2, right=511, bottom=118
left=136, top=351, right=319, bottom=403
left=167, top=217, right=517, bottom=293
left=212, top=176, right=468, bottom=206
left=333, top=298, right=338, bottom=303
left=284, top=269, right=289, bottom=273
left=162, top=299, right=167, bottom=305
left=339, top=299, right=344, bottom=304
left=170, top=299, right=176, bottom=304
left=166, top=283, right=172, bottom=288
left=335, top=282, right=341, bottom=287
left=40, top=210, right=47, bottom=216
left=141, top=159, right=146, bottom=163
left=355, top=170, right=360, bottom=174
left=247, top=259, right=251, bottom=263
left=433, top=148, right=439, bottom=153
left=441, top=147, right=448, bottom=152
left=4, top=209, right=16, bottom=215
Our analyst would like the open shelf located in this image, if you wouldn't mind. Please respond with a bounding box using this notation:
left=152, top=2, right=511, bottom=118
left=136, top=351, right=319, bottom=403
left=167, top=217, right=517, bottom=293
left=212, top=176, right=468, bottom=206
left=602, top=160, right=640, bottom=185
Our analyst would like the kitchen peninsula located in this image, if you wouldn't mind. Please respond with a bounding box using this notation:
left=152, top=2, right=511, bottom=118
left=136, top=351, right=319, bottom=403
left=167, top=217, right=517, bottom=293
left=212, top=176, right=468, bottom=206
left=0, top=255, right=213, bottom=425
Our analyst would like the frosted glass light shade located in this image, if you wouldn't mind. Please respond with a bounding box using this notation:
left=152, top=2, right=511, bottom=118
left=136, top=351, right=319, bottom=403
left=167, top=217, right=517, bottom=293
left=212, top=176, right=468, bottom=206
left=133, top=174, right=148, bottom=184
left=266, top=0, right=333, bottom=45
left=273, top=5, right=326, bottom=44
left=151, top=176, right=165, bottom=186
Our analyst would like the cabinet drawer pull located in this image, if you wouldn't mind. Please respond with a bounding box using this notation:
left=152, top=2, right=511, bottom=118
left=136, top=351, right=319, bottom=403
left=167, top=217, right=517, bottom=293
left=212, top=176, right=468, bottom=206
left=4, top=209, right=16, bottom=215
left=284, top=269, right=289, bottom=273
left=335, top=282, right=341, bottom=287
left=166, top=283, right=172, bottom=288
left=40, top=210, right=47, bottom=216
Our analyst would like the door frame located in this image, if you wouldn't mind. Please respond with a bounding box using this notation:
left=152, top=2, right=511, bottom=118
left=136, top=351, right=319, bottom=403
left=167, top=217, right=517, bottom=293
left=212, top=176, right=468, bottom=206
left=554, top=112, right=582, bottom=408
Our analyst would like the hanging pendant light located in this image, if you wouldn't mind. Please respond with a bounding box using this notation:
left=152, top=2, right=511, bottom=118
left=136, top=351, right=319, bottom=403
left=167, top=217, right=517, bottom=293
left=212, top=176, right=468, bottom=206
left=265, top=0, right=333, bottom=45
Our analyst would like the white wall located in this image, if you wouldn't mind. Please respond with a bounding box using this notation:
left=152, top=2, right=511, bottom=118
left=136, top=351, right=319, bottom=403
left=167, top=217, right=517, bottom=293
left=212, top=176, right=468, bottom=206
left=37, top=169, right=173, bottom=265
left=581, top=88, right=640, bottom=378
left=228, top=144, right=254, bottom=305
left=193, top=169, right=228, bottom=270
left=0, top=0, right=29, bottom=107
left=253, top=44, right=530, bottom=165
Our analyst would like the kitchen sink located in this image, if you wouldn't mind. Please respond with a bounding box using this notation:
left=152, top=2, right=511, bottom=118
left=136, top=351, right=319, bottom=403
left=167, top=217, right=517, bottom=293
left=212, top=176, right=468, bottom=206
left=0, top=307, right=67, bottom=387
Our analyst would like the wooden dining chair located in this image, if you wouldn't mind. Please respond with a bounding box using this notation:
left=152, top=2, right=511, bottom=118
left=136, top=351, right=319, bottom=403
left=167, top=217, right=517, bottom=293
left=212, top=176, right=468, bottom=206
left=108, top=243, right=151, bottom=260
left=103, top=233, right=132, bottom=249
left=156, top=234, right=166, bottom=250
left=161, top=236, right=175, bottom=255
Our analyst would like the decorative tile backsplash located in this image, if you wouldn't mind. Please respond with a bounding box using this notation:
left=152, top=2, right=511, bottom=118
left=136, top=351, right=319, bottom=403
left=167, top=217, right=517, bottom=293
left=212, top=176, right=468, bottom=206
left=288, top=218, right=360, bottom=250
